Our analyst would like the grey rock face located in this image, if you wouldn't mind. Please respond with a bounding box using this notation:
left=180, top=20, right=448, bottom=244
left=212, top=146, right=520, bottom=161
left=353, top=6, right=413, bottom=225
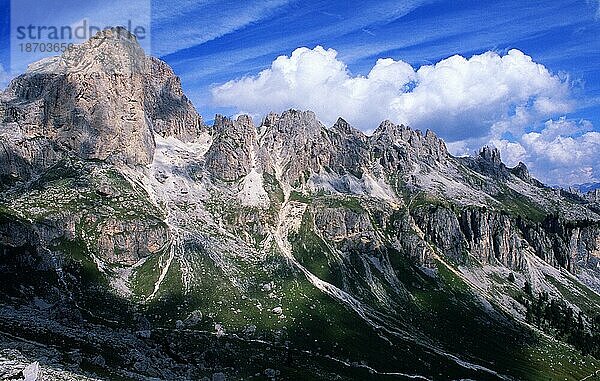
left=479, top=145, right=502, bottom=166
left=260, top=109, right=332, bottom=184
left=205, top=114, right=258, bottom=181
left=516, top=215, right=600, bottom=275
left=0, top=194, right=168, bottom=267
left=409, top=204, right=600, bottom=276
left=0, top=135, right=57, bottom=187
left=257, top=113, right=373, bottom=185
left=94, top=218, right=168, bottom=265
left=3, top=28, right=155, bottom=167
left=463, top=146, right=510, bottom=179
left=369, top=120, right=448, bottom=173
left=143, top=57, right=204, bottom=141
left=327, top=118, right=370, bottom=177
left=313, top=205, right=372, bottom=241
left=510, top=162, right=532, bottom=182
left=459, top=209, right=526, bottom=269
left=509, top=161, right=545, bottom=187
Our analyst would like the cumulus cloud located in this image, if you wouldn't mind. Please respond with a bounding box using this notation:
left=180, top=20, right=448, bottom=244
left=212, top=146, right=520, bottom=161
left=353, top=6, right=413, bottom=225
left=212, top=46, right=572, bottom=142
left=493, top=118, right=600, bottom=185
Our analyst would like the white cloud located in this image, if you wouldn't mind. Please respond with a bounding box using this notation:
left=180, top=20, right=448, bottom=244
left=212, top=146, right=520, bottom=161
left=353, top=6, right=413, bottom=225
left=490, top=139, right=527, bottom=166
left=494, top=118, right=600, bottom=185
left=151, top=0, right=291, bottom=56
left=212, top=46, right=572, bottom=143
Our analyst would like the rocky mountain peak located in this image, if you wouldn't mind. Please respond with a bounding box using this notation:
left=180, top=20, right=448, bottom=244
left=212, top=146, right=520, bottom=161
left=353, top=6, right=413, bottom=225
left=479, top=146, right=502, bottom=166
left=257, top=109, right=329, bottom=183
left=92, top=26, right=138, bottom=42
left=372, top=120, right=420, bottom=146
left=422, top=129, right=448, bottom=161
left=212, top=114, right=232, bottom=131
left=510, top=161, right=536, bottom=184
left=25, top=26, right=147, bottom=76
left=331, top=117, right=353, bottom=134
left=261, top=112, right=280, bottom=128
left=274, top=109, right=322, bottom=135
left=372, top=120, right=398, bottom=138
left=143, top=57, right=204, bottom=141
left=235, top=114, right=255, bottom=130
left=212, top=114, right=256, bottom=137
left=330, top=117, right=367, bottom=142
left=260, top=109, right=325, bottom=153
left=462, top=145, right=510, bottom=179
left=66, top=27, right=146, bottom=74
left=370, top=120, right=448, bottom=167
left=205, top=114, right=258, bottom=181
left=326, top=118, right=370, bottom=177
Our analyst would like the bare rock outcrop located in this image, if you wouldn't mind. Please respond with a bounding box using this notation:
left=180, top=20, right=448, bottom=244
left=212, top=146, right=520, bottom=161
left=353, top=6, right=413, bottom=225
left=369, top=120, right=448, bottom=173
left=205, top=114, right=258, bottom=181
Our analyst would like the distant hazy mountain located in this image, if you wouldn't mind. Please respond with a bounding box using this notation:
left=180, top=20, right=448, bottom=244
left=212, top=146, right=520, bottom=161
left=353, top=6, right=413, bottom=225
left=0, top=28, right=599, bottom=381
left=575, top=182, right=600, bottom=194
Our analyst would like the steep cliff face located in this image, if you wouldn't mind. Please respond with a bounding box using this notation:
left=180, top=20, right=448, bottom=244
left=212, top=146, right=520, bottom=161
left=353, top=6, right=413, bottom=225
left=326, top=118, right=371, bottom=178
left=516, top=216, right=600, bottom=276
left=369, top=120, right=449, bottom=173
left=260, top=109, right=333, bottom=184
left=205, top=114, right=258, bottom=181
left=411, top=206, right=531, bottom=270
left=2, top=28, right=154, bottom=168
left=1, top=29, right=600, bottom=381
left=143, top=57, right=204, bottom=141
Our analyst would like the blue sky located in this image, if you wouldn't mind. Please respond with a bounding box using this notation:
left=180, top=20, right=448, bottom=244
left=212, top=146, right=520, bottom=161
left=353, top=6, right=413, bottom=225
left=1, top=0, right=600, bottom=185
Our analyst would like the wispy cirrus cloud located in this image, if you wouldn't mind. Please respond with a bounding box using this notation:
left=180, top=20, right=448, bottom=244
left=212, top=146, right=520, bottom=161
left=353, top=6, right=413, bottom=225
left=151, top=0, right=294, bottom=57
left=588, top=0, right=600, bottom=18
left=163, top=0, right=434, bottom=78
